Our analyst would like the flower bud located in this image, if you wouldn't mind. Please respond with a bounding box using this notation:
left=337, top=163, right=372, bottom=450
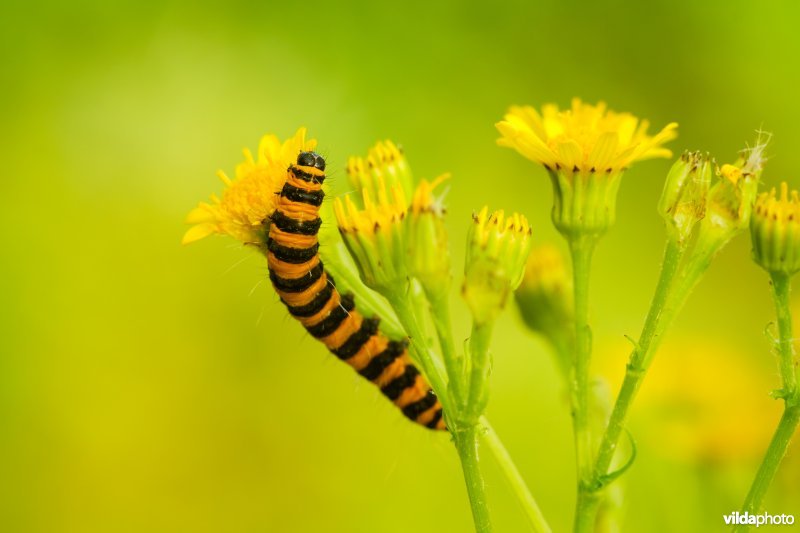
left=462, top=207, right=533, bottom=324
left=407, top=175, right=452, bottom=298
left=346, top=140, right=414, bottom=201
left=751, top=182, right=800, bottom=276
left=696, top=138, right=767, bottom=250
left=516, top=245, right=572, bottom=327
left=658, top=151, right=713, bottom=245
left=333, top=178, right=409, bottom=295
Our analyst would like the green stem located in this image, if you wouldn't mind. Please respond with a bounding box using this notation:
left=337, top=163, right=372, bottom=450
left=590, top=240, right=685, bottom=484
left=573, top=239, right=685, bottom=530
left=568, top=235, right=597, bottom=533
left=386, top=291, right=452, bottom=413
left=388, top=290, right=498, bottom=533
left=770, top=272, right=798, bottom=398
left=734, top=406, right=800, bottom=532
left=481, top=417, right=552, bottom=533
left=452, top=424, right=494, bottom=533
left=734, top=273, right=800, bottom=531
left=466, top=321, right=495, bottom=423
left=428, top=289, right=467, bottom=409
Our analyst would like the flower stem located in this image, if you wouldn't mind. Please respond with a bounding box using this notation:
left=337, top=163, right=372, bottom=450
left=481, top=417, right=552, bottom=533
left=452, top=424, right=494, bottom=533
left=770, top=272, right=798, bottom=399
left=590, top=239, right=685, bottom=485
left=386, top=290, right=496, bottom=533
left=734, top=273, right=800, bottom=531
left=573, top=239, right=686, bottom=529
left=388, top=286, right=549, bottom=533
left=428, top=289, right=467, bottom=409
left=568, top=234, right=598, bottom=533
left=465, top=321, right=494, bottom=423
left=734, top=406, right=800, bottom=532
left=386, top=290, right=451, bottom=412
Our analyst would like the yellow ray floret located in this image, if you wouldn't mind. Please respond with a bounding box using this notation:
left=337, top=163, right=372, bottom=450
left=183, top=128, right=317, bottom=245
left=496, top=98, right=678, bottom=173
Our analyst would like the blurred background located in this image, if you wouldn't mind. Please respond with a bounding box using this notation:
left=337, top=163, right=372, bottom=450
left=3, top=0, right=800, bottom=531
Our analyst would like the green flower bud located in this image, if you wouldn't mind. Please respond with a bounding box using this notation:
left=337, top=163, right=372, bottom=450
left=695, top=138, right=768, bottom=250
left=658, top=151, right=713, bottom=245
left=751, top=182, right=800, bottom=276
left=333, top=179, right=409, bottom=295
left=407, top=175, right=452, bottom=298
left=462, top=207, right=533, bottom=324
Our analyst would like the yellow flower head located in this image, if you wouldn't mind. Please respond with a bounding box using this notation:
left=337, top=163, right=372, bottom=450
left=496, top=98, right=678, bottom=173
left=333, top=176, right=409, bottom=293
left=463, top=207, right=533, bottom=324
left=183, top=128, right=317, bottom=245
left=751, top=182, right=800, bottom=275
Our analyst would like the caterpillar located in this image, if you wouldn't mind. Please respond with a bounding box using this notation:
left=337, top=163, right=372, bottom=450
left=266, top=150, right=446, bottom=430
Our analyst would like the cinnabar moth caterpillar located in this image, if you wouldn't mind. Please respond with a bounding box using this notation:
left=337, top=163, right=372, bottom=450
left=266, top=151, right=446, bottom=430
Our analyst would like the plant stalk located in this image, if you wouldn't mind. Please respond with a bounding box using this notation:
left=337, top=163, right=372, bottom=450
left=734, top=272, right=800, bottom=531
left=590, top=240, right=685, bottom=483
left=568, top=234, right=598, bottom=533
left=453, top=424, right=494, bottom=533
left=481, top=417, right=552, bottom=533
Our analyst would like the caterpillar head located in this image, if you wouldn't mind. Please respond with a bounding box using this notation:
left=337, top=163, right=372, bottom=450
left=297, top=151, right=326, bottom=172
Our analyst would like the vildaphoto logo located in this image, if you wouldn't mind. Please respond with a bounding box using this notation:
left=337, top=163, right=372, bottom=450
left=724, top=511, right=795, bottom=527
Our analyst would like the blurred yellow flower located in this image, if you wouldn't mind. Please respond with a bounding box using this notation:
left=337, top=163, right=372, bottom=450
left=496, top=98, right=677, bottom=174
left=599, top=340, right=777, bottom=465
left=182, top=128, right=317, bottom=245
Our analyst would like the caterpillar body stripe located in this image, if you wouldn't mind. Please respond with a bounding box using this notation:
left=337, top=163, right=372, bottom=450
left=266, top=151, right=446, bottom=430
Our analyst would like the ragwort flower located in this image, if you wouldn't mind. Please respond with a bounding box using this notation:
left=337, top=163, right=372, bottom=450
left=496, top=98, right=677, bottom=237
left=183, top=128, right=316, bottom=246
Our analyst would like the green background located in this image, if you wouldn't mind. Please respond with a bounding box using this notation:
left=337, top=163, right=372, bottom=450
left=3, top=0, right=800, bottom=531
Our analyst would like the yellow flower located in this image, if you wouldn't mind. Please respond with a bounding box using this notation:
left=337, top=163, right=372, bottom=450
left=182, top=128, right=317, bottom=245
left=751, top=182, right=800, bottom=275
left=496, top=98, right=677, bottom=173
left=496, top=99, right=677, bottom=238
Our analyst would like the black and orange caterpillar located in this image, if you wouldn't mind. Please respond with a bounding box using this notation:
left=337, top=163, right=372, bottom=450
left=266, top=151, right=446, bottom=430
